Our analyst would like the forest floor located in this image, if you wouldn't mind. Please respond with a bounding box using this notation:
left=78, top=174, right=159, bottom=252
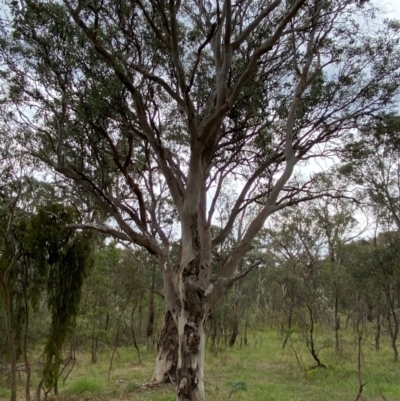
left=2, top=328, right=400, bottom=401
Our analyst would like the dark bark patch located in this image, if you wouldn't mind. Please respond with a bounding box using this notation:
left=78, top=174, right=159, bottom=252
left=184, top=323, right=200, bottom=353
left=177, top=365, right=200, bottom=400
left=183, top=282, right=204, bottom=321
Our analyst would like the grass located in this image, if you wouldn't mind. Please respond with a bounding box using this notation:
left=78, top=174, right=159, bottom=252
left=0, top=386, right=10, bottom=400
left=65, top=377, right=104, bottom=395
left=3, top=328, right=400, bottom=401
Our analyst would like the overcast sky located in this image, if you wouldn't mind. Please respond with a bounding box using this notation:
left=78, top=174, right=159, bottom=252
left=377, top=1, right=400, bottom=19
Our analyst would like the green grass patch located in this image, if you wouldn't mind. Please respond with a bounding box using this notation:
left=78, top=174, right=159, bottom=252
left=65, top=376, right=103, bottom=395
left=0, top=385, right=10, bottom=399
left=126, top=380, right=140, bottom=393
left=11, top=328, right=400, bottom=401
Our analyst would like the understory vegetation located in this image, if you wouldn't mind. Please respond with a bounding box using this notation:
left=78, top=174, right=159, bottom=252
left=1, top=328, right=400, bottom=401
left=1, top=222, right=400, bottom=400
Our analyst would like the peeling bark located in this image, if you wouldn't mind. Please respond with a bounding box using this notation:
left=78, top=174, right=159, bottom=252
left=176, top=317, right=206, bottom=401
left=152, top=310, right=178, bottom=383
left=176, top=287, right=207, bottom=401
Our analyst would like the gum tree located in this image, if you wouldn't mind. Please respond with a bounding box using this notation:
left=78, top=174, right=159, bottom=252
left=340, top=114, right=400, bottom=232
left=0, top=173, right=23, bottom=401
left=2, top=1, right=400, bottom=399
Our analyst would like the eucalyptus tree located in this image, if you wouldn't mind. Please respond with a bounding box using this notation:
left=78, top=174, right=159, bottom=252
left=341, top=239, right=382, bottom=349
left=0, top=174, right=23, bottom=401
left=266, top=203, right=329, bottom=365
left=0, top=133, right=36, bottom=401
left=29, top=204, right=94, bottom=398
left=371, top=232, right=400, bottom=362
left=78, top=243, right=153, bottom=365
left=312, top=188, right=363, bottom=353
left=0, top=199, right=94, bottom=401
left=340, top=114, right=400, bottom=231
left=2, top=0, right=400, bottom=399
left=343, top=232, right=400, bottom=361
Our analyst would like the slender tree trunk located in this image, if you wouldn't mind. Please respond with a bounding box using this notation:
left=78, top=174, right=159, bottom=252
left=105, top=311, right=109, bottom=331
left=108, top=323, right=120, bottom=381
left=91, top=327, right=99, bottom=363
left=375, top=309, right=381, bottom=352
left=1, top=246, right=18, bottom=401
left=282, top=302, right=293, bottom=350
left=35, top=379, right=43, bottom=401
left=385, top=288, right=399, bottom=362
left=334, top=284, right=340, bottom=354
left=146, top=264, right=156, bottom=348
left=137, top=298, right=143, bottom=339
left=228, top=261, right=244, bottom=347
left=354, top=315, right=366, bottom=401
left=22, top=271, right=31, bottom=401
left=108, top=293, right=132, bottom=380
left=91, top=298, right=99, bottom=363
left=130, top=304, right=142, bottom=364
left=229, top=320, right=239, bottom=347
left=228, top=289, right=240, bottom=347
left=243, top=309, right=248, bottom=346
left=210, top=318, right=217, bottom=351
left=1, top=280, right=17, bottom=401
left=392, top=321, right=398, bottom=362
left=306, top=306, right=326, bottom=368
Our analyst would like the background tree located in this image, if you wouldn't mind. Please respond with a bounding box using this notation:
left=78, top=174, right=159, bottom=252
left=0, top=173, right=23, bottom=401
left=27, top=204, right=94, bottom=398
left=312, top=187, right=364, bottom=354
left=340, top=113, right=400, bottom=231
left=266, top=203, right=330, bottom=367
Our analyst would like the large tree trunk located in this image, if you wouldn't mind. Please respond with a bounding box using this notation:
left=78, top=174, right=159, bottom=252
left=151, top=252, right=181, bottom=383
left=176, top=313, right=206, bottom=401
left=175, top=281, right=207, bottom=401
left=174, top=212, right=210, bottom=401
left=151, top=310, right=178, bottom=383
